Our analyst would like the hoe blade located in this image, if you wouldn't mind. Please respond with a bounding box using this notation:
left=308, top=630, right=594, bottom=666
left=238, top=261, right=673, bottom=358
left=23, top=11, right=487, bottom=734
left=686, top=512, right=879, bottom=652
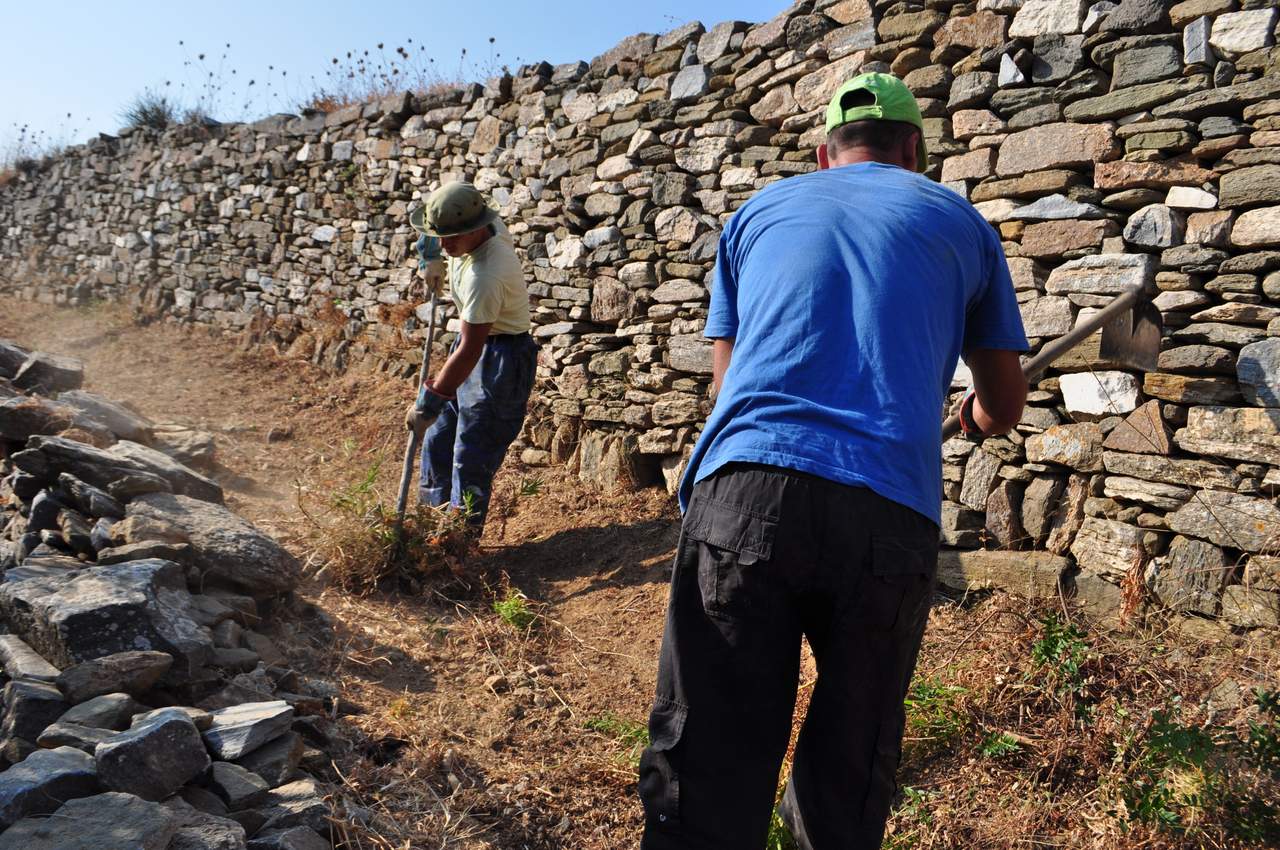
left=1099, top=298, right=1162, bottom=373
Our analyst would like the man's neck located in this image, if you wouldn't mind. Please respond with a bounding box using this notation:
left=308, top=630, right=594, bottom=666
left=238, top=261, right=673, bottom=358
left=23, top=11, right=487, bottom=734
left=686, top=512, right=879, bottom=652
left=831, top=149, right=906, bottom=169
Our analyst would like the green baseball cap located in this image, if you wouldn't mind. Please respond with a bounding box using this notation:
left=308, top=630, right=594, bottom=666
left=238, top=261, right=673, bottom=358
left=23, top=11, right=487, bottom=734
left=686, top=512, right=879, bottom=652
left=824, top=72, right=929, bottom=173
left=409, top=182, right=499, bottom=237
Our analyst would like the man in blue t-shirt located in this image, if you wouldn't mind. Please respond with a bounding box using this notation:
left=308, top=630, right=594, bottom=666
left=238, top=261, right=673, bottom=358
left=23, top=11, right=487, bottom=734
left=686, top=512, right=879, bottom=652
left=638, top=74, right=1028, bottom=850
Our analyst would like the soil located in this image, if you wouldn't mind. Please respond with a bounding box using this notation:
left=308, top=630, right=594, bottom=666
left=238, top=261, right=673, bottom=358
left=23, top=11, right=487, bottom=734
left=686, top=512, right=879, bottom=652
left=2, top=299, right=1276, bottom=850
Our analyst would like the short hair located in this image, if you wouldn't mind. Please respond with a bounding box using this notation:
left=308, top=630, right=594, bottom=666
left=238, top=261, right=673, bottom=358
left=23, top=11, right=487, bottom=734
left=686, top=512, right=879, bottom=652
left=825, top=86, right=919, bottom=159
left=826, top=119, right=920, bottom=159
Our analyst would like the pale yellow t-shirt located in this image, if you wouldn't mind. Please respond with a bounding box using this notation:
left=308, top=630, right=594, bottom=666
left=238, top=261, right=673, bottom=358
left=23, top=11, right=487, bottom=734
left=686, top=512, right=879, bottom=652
left=447, top=220, right=531, bottom=335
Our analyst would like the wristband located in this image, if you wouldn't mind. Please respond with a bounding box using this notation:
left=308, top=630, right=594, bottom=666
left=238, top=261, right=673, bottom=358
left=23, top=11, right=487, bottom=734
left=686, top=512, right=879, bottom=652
left=958, top=390, right=984, bottom=438
left=415, top=382, right=453, bottom=417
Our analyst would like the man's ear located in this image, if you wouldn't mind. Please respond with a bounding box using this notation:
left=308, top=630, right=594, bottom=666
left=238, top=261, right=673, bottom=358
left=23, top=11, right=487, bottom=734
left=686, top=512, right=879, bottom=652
left=816, top=143, right=831, bottom=170
left=902, top=131, right=920, bottom=172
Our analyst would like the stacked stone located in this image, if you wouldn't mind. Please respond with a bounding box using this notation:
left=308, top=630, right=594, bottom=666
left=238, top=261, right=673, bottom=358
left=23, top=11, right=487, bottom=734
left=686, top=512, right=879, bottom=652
left=0, top=0, right=1277, bottom=629
left=0, top=341, right=338, bottom=848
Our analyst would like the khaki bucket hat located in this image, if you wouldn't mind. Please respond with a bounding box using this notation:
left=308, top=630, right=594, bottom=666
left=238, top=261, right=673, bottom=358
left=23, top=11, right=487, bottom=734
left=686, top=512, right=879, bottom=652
left=409, top=182, right=499, bottom=237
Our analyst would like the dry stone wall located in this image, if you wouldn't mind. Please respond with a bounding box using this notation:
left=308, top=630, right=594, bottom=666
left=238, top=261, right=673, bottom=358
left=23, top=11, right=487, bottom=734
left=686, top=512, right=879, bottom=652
left=2, top=0, right=1279, bottom=631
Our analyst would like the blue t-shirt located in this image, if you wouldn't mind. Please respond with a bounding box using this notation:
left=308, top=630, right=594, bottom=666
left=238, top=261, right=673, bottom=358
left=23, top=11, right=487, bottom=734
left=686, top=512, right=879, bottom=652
left=681, top=162, right=1028, bottom=525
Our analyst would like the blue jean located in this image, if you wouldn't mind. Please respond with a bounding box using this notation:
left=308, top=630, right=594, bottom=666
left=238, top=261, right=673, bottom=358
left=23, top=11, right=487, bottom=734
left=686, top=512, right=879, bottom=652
left=419, top=333, right=538, bottom=530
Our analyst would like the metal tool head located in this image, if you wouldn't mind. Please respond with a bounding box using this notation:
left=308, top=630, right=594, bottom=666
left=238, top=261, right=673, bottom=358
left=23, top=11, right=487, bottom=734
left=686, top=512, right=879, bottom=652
left=1098, top=297, right=1163, bottom=372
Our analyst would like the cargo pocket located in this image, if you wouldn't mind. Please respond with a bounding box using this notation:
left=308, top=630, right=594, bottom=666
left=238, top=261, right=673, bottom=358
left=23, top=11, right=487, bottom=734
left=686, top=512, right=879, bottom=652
left=638, top=697, right=688, bottom=830
left=682, top=496, right=776, bottom=622
left=865, top=535, right=938, bottom=633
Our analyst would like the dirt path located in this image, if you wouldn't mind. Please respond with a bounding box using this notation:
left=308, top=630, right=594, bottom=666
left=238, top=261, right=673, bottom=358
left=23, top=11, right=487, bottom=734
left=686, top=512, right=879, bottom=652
left=1, top=298, right=679, bottom=848
left=4, top=299, right=1277, bottom=850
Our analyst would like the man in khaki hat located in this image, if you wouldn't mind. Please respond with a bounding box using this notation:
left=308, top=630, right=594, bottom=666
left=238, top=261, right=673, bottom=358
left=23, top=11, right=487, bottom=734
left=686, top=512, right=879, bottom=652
left=638, top=73, right=1028, bottom=849
left=406, top=182, right=536, bottom=532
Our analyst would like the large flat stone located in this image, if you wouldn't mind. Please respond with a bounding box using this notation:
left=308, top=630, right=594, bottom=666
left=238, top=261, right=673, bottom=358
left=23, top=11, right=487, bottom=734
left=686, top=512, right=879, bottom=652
left=108, top=441, right=223, bottom=504
left=0, top=560, right=212, bottom=672
left=1045, top=252, right=1155, bottom=295
left=1174, top=406, right=1280, bottom=465
left=1148, top=536, right=1228, bottom=615
left=23, top=436, right=172, bottom=500
left=1103, top=450, right=1240, bottom=492
left=0, top=634, right=60, bottom=683
left=936, top=549, right=1068, bottom=597
left=995, top=123, right=1119, bottom=177
left=1064, top=77, right=1203, bottom=122
left=1060, top=371, right=1141, bottom=416
left=56, top=651, right=174, bottom=704
left=55, top=391, right=154, bottom=444
left=1025, top=423, right=1105, bottom=471
left=1168, top=491, right=1280, bottom=553
left=203, top=701, right=294, bottom=761
left=127, top=494, right=299, bottom=594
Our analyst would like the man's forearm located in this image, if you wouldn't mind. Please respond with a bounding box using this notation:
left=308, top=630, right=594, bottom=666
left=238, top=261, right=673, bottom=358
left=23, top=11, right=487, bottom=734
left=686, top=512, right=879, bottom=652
left=712, top=338, right=735, bottom=396
left=432, top=343, right=484, bottom=397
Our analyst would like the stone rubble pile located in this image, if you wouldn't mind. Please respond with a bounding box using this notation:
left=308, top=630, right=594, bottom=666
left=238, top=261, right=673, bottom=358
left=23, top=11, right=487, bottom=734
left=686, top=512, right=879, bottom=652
left=0, top=339, right=339, bottom=849
left=0, top=0, right=1277, bottom=631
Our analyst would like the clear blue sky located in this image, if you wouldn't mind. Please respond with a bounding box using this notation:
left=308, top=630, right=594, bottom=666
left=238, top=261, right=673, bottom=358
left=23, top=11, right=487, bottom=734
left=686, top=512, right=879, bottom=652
left=2, top=0, right=786, bottom=157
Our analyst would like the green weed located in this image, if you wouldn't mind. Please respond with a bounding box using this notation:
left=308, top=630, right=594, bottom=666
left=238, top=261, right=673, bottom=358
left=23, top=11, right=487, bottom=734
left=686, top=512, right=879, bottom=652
left=584, top=712, right=649, bottom=764
left=517, top=475, right=544, bottom=498
left=1031, top=614, right=1090, bottom=701
left=978, top=731, right=1023, bottom=759
left=1117, top=692, right=1280, bottom=842
left=493, top=589, right=537, bottom=632
left=905, top=676, right=969, bottom=748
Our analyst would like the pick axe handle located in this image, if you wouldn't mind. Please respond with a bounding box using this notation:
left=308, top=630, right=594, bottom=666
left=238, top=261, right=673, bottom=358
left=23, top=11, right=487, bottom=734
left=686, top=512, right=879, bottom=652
left=393, top=291, right=440, bottom=521
left=940, top=285, right=1143, bottom=441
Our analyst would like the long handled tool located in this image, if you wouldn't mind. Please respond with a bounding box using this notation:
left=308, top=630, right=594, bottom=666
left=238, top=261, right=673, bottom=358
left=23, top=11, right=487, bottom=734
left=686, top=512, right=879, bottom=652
left=941, top=284, right=1162, bottom=440
left=388, top=285, right=440, bottom=570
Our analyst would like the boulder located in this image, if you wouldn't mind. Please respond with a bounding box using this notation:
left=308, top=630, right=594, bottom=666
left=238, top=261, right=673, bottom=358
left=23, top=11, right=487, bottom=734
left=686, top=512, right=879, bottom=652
left=0, top=791, right=178, bottom=850
left=12, top=352, right=84, bottom=395
left=235, top=732, right=305, bottom=786
left=1102, top=400, right=1171, bottom=454
left=995, top=123, right=1118, bottom=177
left=35, top=722, right=116, bottom=753
left=246, top=828, right=329, bottom=850
left=0, top=680, right=68, bottom=763
left=60, top=693, right=147, bottom=731
left=256, top=777, right=330, bottom=834
left=96, top=708, right=210, bottom=801
left=0, top=746, right=98, bottom=826
left=127, top=494, right=299, bottom=594
left=0, top=560, right=212, bottom=672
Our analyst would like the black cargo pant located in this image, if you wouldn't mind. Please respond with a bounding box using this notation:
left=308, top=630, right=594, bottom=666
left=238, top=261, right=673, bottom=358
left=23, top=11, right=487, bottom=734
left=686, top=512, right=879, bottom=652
left=639, top=463, right=939, bottom=850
